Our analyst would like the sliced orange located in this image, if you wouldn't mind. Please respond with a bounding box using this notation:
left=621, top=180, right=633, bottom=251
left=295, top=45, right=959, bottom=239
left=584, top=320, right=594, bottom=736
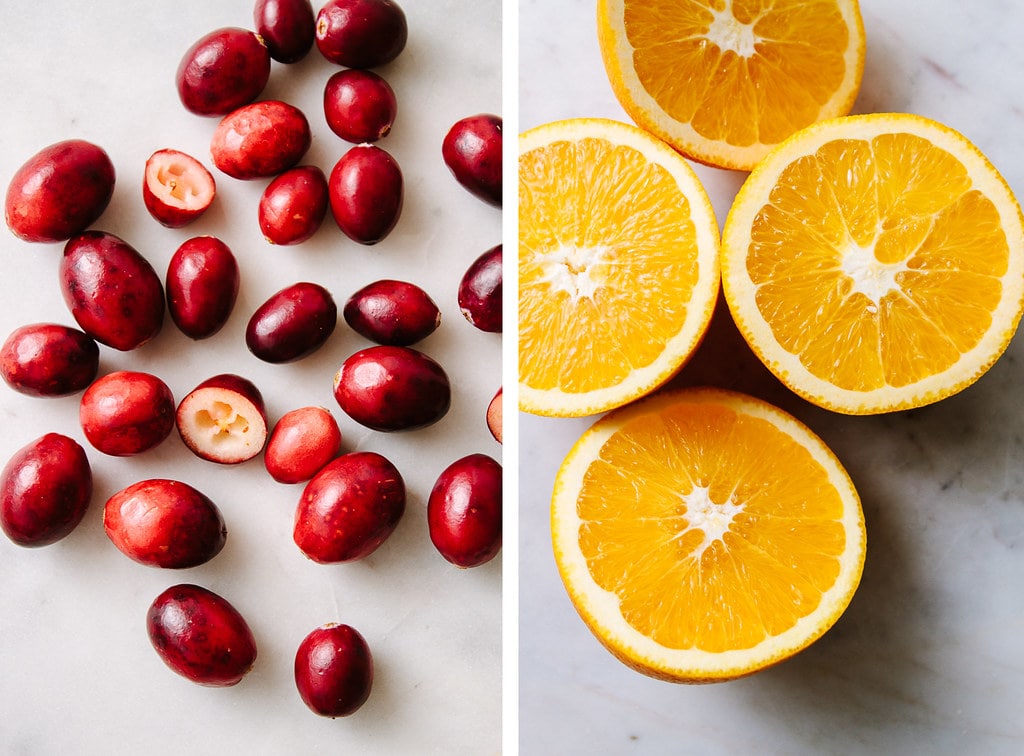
left=551, top=386, right=865, bottom=682
left=721, top=113, right=1024, bottom=415
left=519, top=118, right=720, bottom=417
left=597, top=0, right=866, bottom=171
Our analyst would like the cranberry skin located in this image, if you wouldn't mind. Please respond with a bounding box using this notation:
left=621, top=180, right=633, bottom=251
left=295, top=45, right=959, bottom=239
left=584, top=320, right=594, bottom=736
left=79, top=371, right=175, bottom=457
left=323, top=69, right=397, bottom=143
left=343, top=279, right=440, bottom=346
left=293, top=451, right=405, bottom=563
left=104, top=479, right=227, bottom=569
left=1, top=323, right=99, bottom=397
left=442, top=114, right=502, bottom=207
left=295, top=624, right=373, bottom=717
left=211, top=100, right=312, bottom=180
left=166, top=236, right=240, bottom=340
left=246, top=282, right=337, bottom=364
left=60, top=231, right=165, bottom=351
left=5, top=140, right=115, bottom=243
left=428, top=454, right=502, bottom=568
left=315, top=0, right=407, bottom=69
left=333, top=345, right=450, bottom=432
left=176, top=27, right=271, bottom=116
left=0, top=433, right=92, bottom=547
left=254, top=0, right=316, bottom=63
left=328, top=145, right=403, bottom=245
left=258, top=166, right=329, bottom=245
left=486, top=386, right=502, bottom=444
left=147, top=584, right=257, bottom=687
left=459, top=244, right=502, bottom=332
left=265, top=407, right=342, bottom=484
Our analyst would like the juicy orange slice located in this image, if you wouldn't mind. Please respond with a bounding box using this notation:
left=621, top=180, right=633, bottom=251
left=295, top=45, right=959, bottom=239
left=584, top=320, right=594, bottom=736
left=519, top=118, right=720, bottom=417
left=551, top=386, right=865, bottom=682
left=597, top=0, right=866, bottom=171
left=721, top=113, right=1024, bottom=414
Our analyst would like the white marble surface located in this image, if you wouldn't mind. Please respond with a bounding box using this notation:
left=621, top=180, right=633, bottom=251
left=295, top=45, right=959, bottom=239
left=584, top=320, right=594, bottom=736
left=0, top=2, right=501, bottom=754
left=519, top=1, right=1024, bottom=754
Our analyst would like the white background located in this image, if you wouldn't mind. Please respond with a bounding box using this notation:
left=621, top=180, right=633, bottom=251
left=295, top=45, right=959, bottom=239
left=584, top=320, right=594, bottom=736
left=0, top=2, right=502, bottom=754
left=519, top=1, right=1024, bottom=754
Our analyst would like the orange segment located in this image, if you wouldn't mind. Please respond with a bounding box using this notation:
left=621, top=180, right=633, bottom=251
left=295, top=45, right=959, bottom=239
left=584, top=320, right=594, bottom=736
left=722, top=113, right=1024, bottom=414
left=519, top=118, right=720, bottom=417
left=597, top=0, right=865, bottom=171
left=552, top=387, right=865, bottom=682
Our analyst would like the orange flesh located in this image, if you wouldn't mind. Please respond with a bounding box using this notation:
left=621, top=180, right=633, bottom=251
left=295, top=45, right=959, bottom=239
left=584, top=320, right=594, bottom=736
left=746, top=134, right=1008, bottom=391
left=519, top=137, right=702, bottom=394
left=576, top=401, right=846, bottom=652
left=624, top=0, right=851, bottom=146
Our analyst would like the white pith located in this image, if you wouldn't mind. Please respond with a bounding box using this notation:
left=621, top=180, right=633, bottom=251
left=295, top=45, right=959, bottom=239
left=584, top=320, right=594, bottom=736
left=706, top=1, right=758, bottom=58
left=535, top=244, right=611, bottom=303
left=679, top=485, right=744, bottom=560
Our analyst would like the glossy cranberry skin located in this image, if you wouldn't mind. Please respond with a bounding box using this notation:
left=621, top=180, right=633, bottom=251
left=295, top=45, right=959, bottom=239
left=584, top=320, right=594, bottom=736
left=265, top=406, right=342, bottom=484
left=254, top=0, right=316, bottom=63
left=60, top=231, right=165, bottom=351
left=324, top=69, right=397, bottom=143
left=0, top=433, right=92, bottom=547
left=458, top=244, right=502, bottom=332
left=147, top=584, right=257, bottom=687
left=315, top=0, right=407, bottom=69
left=293, top=451, right=405, bottom=563
left=333, top=345, right=450, bottom=431
left=1, top=323, right=99, bottom=397
left=79, top=371, right=175, bottom=457
left=294, top=624, right=373, bottom=717
left=258, top=166, right=329, bottom=245
left=328, top=145, right=403, bottom=244
left=343, top=279, right=440, bottom=346
left=211, top=100, right=312, bottom=180
left=166, top=236, right=239, bottom=340
left=176, top=27, right=271, bottom=116
left=442, top=114, right=502, bottom=207
left=104, top=479, right=227, bottom=569
left=5, top=140, right=115, bottom=243
left=246, top=282, right=337, bottom=363
left=428, top=454, right=502, bottom=568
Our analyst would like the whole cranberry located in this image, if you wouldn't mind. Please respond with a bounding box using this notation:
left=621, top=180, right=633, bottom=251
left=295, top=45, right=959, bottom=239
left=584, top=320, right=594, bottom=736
left=80, top=371, right=175, bottom=456
left=315, top=0, right=407, bottom=69
left=294, top=623, right=373, bottom=717
left=443, top=114, right=502, bottom=207
left=324, top=69, right=397, bottom=143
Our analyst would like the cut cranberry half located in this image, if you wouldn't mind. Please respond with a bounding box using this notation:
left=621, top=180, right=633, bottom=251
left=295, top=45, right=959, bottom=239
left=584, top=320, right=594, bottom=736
left=176, top=374, right=268, bottom=464
left=143, top=149, right=216, bottom=228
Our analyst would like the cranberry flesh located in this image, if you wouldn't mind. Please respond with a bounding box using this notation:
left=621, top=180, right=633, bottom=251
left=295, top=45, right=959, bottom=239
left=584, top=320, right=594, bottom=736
left=343, top=279, right=440, bottom=346
left=427, top=453, right=502, bottom=568
left=323, top=69, right=397, bottom=143
left=147, top=584, right=257, bottom=687
left=104, top=479, right=226, bottom=568
left=0, top=433, right=92, bottom=547
left=258, top=166, right=329, bottom=246
left=143, top=149, right=216, bottom=228
left=1, top=323, right=99, bottom=397
left=254, top=0, right=316, bottom=63
left=176, top=27, right=271, bottom=116
left=166, top=236, right=240, bottom=340
left=328, top=145, right=403, bottom=244
left=458, top=244, right=502, bottom=332
left=265, top=406, right=342, bottom=484
left=487, top=387, right=502, bottom=444
left=80, top=371, right=176, bottom=456
left=5, top=140, right=115, bottom=244
left=293, top=451, right=405, bottom=563
left=60, top=231, right=165, bottom=351
left=294, top=624, right=373, bottom=717
left=246, top=282, right=337, bottom=363
left=442, top=114, right=502, bottom=207
left=211, top=100, right=312, bottom=180
left=333, top=345, right=450, bottom=431
left=176, top=374, right=268, bottom=465
left=315, top=0, right=407, bottom=69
